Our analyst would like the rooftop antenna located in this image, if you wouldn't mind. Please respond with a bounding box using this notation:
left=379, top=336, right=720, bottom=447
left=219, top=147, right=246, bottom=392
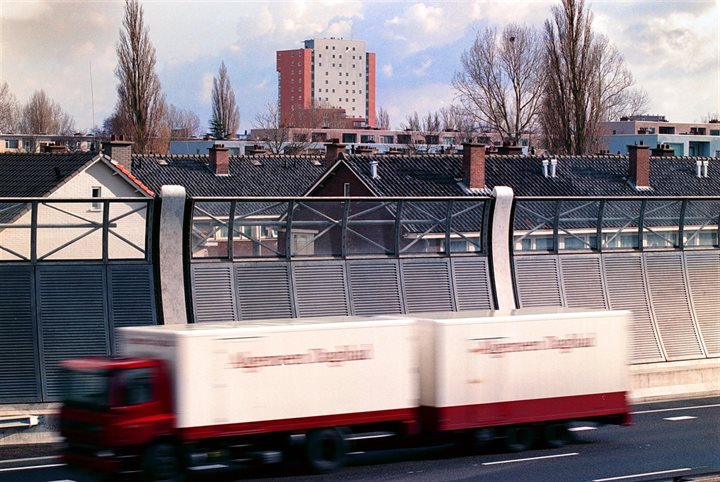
left=89, top=62, right=96, bottom=131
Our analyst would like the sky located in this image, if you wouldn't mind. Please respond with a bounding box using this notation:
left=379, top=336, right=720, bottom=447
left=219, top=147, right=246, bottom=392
left=1, top=0, right=718, bottom=134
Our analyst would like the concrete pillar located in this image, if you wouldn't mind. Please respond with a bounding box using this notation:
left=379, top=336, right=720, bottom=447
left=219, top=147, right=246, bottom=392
left=491, top=186, right=517, bottom=310
left=159, top=185, right=188, bottom=325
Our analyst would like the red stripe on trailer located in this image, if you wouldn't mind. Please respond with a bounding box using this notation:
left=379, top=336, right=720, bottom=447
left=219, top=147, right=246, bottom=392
left=421, top=391, right=630, bottom=431
left=178, top=407, right=419, bottom=441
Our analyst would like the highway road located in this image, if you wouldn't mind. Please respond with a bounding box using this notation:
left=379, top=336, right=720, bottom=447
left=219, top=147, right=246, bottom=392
left=1, top=397, right=718, bottom=481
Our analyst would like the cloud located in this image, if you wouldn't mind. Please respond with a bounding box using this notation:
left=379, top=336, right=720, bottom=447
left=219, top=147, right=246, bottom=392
left=382, top=64, right=394, bottom=77
left=379, top=82, right=455, bottom=128
left=413, top=58, right=433, bottom=76
left=200, top=73, right=214, bottom=105
left=382, top=1, right=548, bottom=55
left=593, top=2, right=719, bottom=121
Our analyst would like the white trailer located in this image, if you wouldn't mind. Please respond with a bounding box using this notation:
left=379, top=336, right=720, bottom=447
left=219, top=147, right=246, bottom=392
left=119, top=316, right=419, bottom=438
left=415, top=307, right=631, bottom=449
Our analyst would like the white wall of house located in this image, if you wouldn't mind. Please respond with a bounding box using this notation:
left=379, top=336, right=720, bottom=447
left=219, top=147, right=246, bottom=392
left=0, top=159, right=150, bottom=261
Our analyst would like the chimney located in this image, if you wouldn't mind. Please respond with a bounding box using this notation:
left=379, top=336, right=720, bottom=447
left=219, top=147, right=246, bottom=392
left=702, top=159, right=709, bottom=178
left=541, top=159, right=549, bottom=178
left=462, top=143, right=486, bottom=190
left=369, top=159, right=379, bottom=179
left=550, top=158, right=558, bottom=178
left=324, top=139, right=346, bottom=169
left=628, top=143, right=650, bottom=188
left=102, top=135, right=134, bottom=172
left=208, top=144, right=230, bottom=175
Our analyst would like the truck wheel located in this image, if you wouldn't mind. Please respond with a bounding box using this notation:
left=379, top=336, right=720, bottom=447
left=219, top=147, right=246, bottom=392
left=143, top=442, right=183, bottom=482
left=503, top=425, right=534, bottom=452
left=543, top=422, right=568, bottom=448
left=305, top=428, right=347, bottom=474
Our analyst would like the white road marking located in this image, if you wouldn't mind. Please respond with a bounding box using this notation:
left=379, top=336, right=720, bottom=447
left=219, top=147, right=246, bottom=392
left=0, top=463, right=66, bottom=473
left=632, top=403, right=720, bottom=415
left=482, top=452, right=579, bottom=466
left=593, top=468, right=692, bottom=481
left=187, top=464, right=229, bottom=471
left=663, top=416, right=698, bottom=421
left=0, top=455, right=61, bottom=464
left=568, top=426, right=598, bottom=432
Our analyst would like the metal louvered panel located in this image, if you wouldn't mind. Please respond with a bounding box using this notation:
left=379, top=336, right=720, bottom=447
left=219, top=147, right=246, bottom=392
left=348, top=260, right=402, bottom=315
left=293, top=262, right=349, bottom=317
left=645, top=253, right=703, bottom=360
left=401, top=259, right=454, bottom=313
left=192, top=264, right=236, bottom=323
left=235, top=263, right=293, bottom=320
left=603, top=255, right=663, bottom=363
left=685, top=252, right=720, bottom=357
left=560, top=256, right=608, bottom=309
left=38, top=266, right=109, bottom=400
left=0, top=266, right=39, bottom=402
left=452, top=257, right=494, bottom=311
left=109, top=265, right=157, bottom=353
left=514, top=256, right=563, bottom=307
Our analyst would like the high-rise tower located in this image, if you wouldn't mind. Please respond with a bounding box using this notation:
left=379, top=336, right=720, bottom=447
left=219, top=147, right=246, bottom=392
left=276, top=38, right=376, bottom=128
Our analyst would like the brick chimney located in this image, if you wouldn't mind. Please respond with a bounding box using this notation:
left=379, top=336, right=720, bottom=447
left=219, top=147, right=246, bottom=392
left=628, top=143, right=650, bottom=188
left=463, top=143, right=486, bottom=190
left=102, top=135, right=134, bottom=172
left=324, top=139, right=346, bottom=169
left=208, top=144, right=230, bottom=175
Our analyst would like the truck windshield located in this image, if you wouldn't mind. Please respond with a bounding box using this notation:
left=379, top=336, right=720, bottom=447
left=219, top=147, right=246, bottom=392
left=63, top=369, right=110, bottom=409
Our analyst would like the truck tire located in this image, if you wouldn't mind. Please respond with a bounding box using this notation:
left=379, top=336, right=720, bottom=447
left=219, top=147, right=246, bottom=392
left=503, top=425, right=535, bottom=452
left=143, top=442, right=184, bottom=482
left=305, top=428, right=348, bottom=474
left=542, top=422, right=568, bottom=448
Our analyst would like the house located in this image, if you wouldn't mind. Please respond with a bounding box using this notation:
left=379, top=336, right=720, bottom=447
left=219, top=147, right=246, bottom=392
left=0, top=146, right=153, bottom=261
left=0, top=144, right=156, bottom=405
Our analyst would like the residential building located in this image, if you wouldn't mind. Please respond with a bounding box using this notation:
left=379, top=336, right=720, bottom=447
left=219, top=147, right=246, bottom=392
left=0, top=133, right=103, bottom=154
left=277, top=37, right=376, bottom=128
left=601, top=115, right=720, bottom=157
left=0, top=144, right=153, bottom=261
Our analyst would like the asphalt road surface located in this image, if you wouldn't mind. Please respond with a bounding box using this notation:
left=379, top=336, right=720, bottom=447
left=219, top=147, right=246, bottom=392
left=1, top=397, right=718, bottom=482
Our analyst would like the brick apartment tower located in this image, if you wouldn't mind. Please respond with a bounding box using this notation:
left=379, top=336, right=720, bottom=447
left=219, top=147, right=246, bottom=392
left=276, top=38, right=376, bottom=128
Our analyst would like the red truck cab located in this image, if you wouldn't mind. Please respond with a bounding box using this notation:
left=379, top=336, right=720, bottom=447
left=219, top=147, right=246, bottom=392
left=60, top=357, right=174, bottom=475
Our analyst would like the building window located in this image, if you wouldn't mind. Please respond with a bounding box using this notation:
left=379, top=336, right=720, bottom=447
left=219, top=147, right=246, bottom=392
left=5, top=139, right=19, bottom=149
left=91, top=186, right=102, bottom=211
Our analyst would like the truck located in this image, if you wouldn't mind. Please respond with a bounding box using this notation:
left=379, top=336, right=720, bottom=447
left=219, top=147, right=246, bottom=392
left=60, top=308, right=631, bottom=480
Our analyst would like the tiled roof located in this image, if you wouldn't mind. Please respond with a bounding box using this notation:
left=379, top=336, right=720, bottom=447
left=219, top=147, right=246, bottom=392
left=340, top=154, right=720, bottom=197
left=0, top=152, right=98, bottom=197
left=129, top=154, right=327, bottom=197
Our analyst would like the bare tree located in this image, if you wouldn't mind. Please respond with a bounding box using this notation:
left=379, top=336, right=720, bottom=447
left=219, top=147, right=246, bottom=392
left=401, top=112, right=421, bottom=132
left=114, top=0, right=167, bottom=153
left=252, top=101, right=290, bottom=154
left=440, top=105, right=477, bottom=143
left=542, top=0, right=640, bottom=154
left=167, top=104, right=201, bottom=139
left=399, top=111, right=443, bottom=151
left=376, top=106, right=390, bottom=130
left=19, top=90, right=75, bottom=135
left=453, top=23, right=544, bottom=145
left=0, top=82, right=19, bottom=133
left=210, top=61, right=240, bottom=139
